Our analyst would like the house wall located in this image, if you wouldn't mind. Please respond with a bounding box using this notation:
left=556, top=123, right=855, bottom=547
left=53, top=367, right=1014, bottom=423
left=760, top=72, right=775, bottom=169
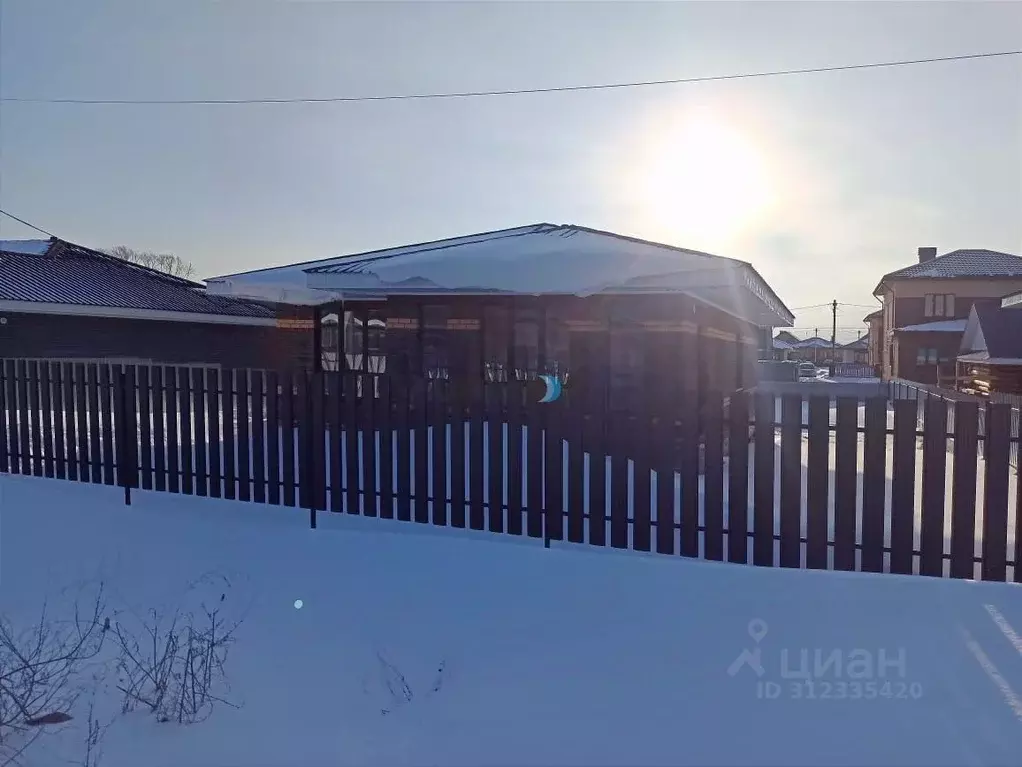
left=376, top=294, right=761, bottom=401
left=893, top=331, right=962, bottom=386
left=0, top=311, right=314, bottom=370
left=866, top=316, right=883, bottom=370
left=887, top=278, right=1022, bottom=301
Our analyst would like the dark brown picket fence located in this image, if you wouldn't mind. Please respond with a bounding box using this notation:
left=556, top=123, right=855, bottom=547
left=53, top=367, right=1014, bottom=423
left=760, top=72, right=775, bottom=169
left=0, top=358, right=1019, bottom=582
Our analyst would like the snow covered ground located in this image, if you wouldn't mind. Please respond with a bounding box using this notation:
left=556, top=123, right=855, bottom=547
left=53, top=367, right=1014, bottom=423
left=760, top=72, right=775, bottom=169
left=3, top=474, right=1022, bottom=767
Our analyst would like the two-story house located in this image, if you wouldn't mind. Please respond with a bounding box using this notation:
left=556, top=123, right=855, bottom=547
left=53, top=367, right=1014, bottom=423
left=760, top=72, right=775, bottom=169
left=873, top=246, right=1022, bottom=385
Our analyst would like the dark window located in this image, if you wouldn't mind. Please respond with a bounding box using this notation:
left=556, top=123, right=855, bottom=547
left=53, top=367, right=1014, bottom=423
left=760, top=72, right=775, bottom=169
left=512, top=309, right=540, bottom=378
left=422, top=305, right=449, bottom=377
left=545, top=309, right=569, bottom=378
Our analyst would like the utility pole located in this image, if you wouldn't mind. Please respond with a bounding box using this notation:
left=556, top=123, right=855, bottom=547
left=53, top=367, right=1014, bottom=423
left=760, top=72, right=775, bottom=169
left=830, top=299, right=838, bottom=378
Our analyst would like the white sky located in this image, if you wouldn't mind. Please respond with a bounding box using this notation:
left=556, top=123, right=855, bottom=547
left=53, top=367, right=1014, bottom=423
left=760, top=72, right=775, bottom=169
left=1, top=1, right=1020, bottom=341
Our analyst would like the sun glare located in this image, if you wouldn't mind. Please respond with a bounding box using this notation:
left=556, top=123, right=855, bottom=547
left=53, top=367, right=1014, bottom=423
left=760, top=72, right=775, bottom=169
left=622, top=107, right=774, bottom=248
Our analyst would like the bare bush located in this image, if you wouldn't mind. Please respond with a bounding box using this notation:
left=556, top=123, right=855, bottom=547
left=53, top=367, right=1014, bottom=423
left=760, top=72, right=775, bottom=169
left=0, top=584, right=108, bottom=766
left=112, top=583, right=241, bottom=725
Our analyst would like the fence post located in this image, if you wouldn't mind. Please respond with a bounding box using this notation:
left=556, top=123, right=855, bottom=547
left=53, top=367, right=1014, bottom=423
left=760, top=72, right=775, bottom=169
left=297, top=371, right=317, bottom=530
left=114, top=369, right=139, bottom=506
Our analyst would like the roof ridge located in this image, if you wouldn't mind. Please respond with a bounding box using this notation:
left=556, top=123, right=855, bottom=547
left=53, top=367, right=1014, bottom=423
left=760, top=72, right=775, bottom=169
left=314, top=223, right=560, bottom=274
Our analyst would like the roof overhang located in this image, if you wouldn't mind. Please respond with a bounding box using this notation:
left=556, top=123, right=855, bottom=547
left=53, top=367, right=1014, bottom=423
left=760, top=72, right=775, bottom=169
left=301, top=266, right=792, bottom=327
left=0, top=299, right=277, bottom=327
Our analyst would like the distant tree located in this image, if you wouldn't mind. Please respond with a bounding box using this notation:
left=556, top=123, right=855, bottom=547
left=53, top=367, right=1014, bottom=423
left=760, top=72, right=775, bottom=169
left=106, top=245, right=196, bottom=280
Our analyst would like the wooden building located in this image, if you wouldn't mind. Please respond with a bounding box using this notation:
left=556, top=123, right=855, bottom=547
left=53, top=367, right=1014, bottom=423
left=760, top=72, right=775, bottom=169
left=958, top=302, right=1022, bottom=396
left=207, top=223, right=794, bottom=408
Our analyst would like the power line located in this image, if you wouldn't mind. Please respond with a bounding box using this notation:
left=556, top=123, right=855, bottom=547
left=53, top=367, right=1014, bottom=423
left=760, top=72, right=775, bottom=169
left=2, top=50, right=1019, bottom=106
left=794, top=301, right=881, bottom=312
left=0, top=209, right=57, bottom=238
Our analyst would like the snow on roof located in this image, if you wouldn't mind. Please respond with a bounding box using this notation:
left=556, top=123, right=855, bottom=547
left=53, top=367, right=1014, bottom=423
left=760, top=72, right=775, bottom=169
left=300, top=224, right=794, bottom=325
left=305, top=224, right=741, bottom=288
left=0, top=239, right=53, bottom=256
left=895, top=319, right=968, bottom=333
left=205, top=225, right=546, bottom=291
left=791, top=337, right=832, bottom=348
left=207, top=223, right=794, bottom=326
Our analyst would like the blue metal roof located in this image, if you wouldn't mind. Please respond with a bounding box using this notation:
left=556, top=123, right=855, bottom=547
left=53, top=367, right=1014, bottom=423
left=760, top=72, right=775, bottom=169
left=0, top=239, right=274, bottom=318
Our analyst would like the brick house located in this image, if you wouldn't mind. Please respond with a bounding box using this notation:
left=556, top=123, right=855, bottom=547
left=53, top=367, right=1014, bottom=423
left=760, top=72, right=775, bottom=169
left=872, top=246, right=1022, bottom=385
left=0, top=238, right=313, bottom=369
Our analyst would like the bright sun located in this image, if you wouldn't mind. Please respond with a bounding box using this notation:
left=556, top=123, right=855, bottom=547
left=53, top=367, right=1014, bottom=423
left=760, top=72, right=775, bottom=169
left=623, top=108, right=774, bottom=247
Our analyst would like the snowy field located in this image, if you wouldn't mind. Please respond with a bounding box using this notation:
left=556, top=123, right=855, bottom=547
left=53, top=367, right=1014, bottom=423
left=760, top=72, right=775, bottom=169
left=2, top=474, right=1022, bottom=767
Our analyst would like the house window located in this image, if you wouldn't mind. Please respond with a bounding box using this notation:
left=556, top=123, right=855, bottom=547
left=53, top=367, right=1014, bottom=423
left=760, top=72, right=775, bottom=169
left=924, top=294, right=956, bottom=318
left=916, top=347, right=938, bottom=365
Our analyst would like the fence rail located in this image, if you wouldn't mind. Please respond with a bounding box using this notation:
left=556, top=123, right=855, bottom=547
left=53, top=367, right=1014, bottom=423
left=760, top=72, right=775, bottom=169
left=1, top=359, right=1019, bottom=583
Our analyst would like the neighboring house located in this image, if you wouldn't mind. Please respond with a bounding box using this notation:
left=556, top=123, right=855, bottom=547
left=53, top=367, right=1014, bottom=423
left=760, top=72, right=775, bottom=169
left=838, top=335, right=869, bottom=364
left=770, top=336, right=793, bottom=361
left=0, top=238, right=313, bottom=369
left=766, top=330, right=803, bottom=361
left=783, top=335, right=866, bottom=366
left=873, top=246, right=1022, bottom=386
left=768, top=332, right=796, bottom=359
left=863, top=310, right=883, bottom=370
left=958, top=303, right=1022, bottom=395
left=787, top=336, right=834, bottom=365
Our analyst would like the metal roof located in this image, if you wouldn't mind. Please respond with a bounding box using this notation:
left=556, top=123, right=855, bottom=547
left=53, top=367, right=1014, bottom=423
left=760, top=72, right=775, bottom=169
left=298, top=223, right=794, bottom=326
left=0, top=239, right=274, bottom=318
left=791, top=336, right=832, bottom=349
left=879, top=249, right=1022, bottom=284
left=304, top=223, right=748, bottom=276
